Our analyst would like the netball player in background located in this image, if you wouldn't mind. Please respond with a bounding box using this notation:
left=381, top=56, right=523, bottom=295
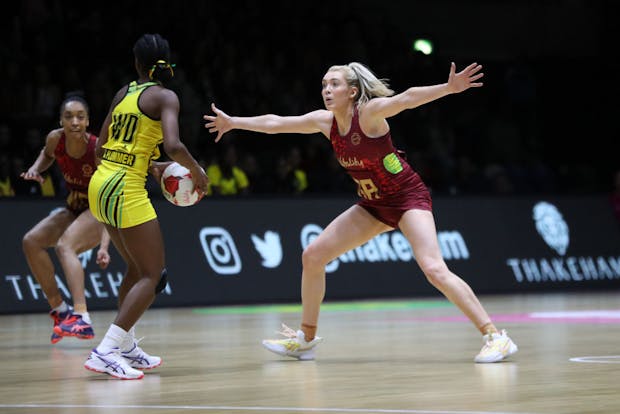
left=86, top=33, right=209, bottom=379
left=21, top=94, right=111, bottom=344
left=205, top=61, right=518, bottom=363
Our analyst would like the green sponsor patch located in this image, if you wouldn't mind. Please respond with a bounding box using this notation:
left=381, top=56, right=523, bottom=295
left=383, top=152, right=403, bottom=174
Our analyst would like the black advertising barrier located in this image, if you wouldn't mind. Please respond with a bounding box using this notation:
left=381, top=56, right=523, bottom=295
left=1, top=195, right=619, bottom=314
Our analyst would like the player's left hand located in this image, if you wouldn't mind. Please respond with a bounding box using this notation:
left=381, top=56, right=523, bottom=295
left=447, top=62, right=484, bottom=93
left=96, top=249, right=111, bottom=269
left=203, top=103, right=232, bottom=143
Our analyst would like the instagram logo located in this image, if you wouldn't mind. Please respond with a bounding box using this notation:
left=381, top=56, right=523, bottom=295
left=199, top=227, right=242, bottom=275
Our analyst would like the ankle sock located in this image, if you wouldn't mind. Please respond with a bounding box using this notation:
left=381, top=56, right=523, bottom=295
left=53, top=301, right=69, bottom=314
left=74, top=312, right=92, bottom=324
left=97, top=324, right=128, bottom=353
left=120, top=326, right=137, bottom=352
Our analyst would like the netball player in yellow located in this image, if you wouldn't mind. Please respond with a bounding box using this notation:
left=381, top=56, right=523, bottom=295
left=85, top=33, right=209, bottom=380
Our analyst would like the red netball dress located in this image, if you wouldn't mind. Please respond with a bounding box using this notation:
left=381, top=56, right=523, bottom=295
left=54, top=133, right=98, bottom=214
left=329, top=109, right=431, bottom=228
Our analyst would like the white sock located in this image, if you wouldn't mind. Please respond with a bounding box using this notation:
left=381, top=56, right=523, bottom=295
left=53, top=301, right=69, bottom=314
left=74, top=312, right=92, bottom=324
left=97, top=324, right=128, bottom=353
left=120, top=326, right=137, bottom=352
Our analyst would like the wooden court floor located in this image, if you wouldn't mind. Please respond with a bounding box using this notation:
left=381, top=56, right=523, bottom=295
left=0, top=292, right=619, bottom=414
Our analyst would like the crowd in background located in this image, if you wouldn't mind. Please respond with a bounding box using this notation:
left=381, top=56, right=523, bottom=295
left=1, top=0, right=616, bottom=200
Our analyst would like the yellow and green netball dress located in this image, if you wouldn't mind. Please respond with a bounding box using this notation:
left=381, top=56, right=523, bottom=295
left=88, top=81, right=162, bottom=228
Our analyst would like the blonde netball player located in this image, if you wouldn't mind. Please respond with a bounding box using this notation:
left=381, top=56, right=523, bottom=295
left=205, top=61, right=517, bottom=364
left=85, top=33, right=209, bottom=379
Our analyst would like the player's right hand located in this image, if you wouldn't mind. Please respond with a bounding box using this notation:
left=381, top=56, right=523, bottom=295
left=20, top=168, right=44, bottom=183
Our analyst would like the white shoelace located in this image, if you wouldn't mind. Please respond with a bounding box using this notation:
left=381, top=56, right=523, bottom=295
left=275, top=323, right=298, bottom=338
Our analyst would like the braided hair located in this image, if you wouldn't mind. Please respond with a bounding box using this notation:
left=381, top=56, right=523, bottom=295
left=133, top=33, right=175, bottom=84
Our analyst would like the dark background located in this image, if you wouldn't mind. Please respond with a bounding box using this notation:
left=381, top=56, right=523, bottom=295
left=1, top=0, right=618, bottom=199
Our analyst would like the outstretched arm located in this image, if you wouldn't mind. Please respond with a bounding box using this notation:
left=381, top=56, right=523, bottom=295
left=20, top=130, right=61, bottom=183
left=366, top=62, right=484, bottom=120
left=203, top=103, right=332, bottom=142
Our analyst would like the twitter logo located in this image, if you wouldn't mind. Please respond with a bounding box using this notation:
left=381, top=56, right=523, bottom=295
left=251, top=231, right=283, bottom=268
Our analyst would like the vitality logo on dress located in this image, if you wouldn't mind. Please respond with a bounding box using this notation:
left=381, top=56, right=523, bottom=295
left=382, top=153, right=403, bottom=174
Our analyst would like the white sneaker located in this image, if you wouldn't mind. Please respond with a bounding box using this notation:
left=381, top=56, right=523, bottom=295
left=474, top=329, right=518, bottom=363
left=84, top=348, right=144, bottom=379
left=121, top=338, right=162, bottom=370
left=262, top=323, right=323, bottom=360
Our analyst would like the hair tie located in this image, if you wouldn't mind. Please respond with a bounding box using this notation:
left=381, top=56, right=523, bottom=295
left=148, top=60, right=176, bottom=80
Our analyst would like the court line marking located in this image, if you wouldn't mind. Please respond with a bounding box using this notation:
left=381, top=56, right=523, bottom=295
left=397, top=309, right=620, bottom=325
left=0, top=404, right=541, bottom=414
left=192, top=300, right=450, bottom=315
left=569, top=355, right=620, bottom=364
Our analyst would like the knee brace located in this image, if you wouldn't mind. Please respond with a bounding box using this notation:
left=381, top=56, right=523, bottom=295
left=155, top=268, right=168, bottom=294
